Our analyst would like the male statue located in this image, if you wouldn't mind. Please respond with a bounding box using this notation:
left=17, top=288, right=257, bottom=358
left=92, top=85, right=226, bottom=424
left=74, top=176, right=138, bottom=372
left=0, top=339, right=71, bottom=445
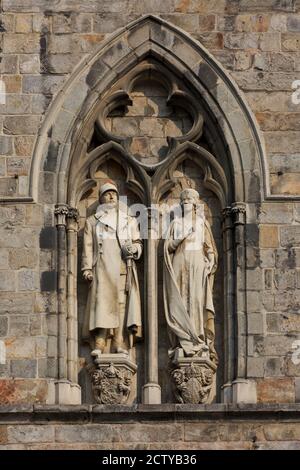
left=82, top=181, right=142, bottom=356
left=163, top=188, right=218, bottom=362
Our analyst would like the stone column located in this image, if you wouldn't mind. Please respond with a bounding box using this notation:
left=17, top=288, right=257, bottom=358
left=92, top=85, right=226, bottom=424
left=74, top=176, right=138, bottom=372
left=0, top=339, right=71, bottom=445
left=221, top=206, right=235, bottom=403
left=143, top=206, right=161, bottom=404
left=232, top=202, right=247, bottom=379
left=54, top=204, right=81, bottom=405
left=66, top=208, right=79, bottom=384
left=226, top=203, right=256, bottom=404
left=55, top=204, right=68, bottom=381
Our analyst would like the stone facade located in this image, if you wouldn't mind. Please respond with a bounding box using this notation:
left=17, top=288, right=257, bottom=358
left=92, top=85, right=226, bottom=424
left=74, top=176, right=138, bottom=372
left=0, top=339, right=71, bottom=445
left=0, top=0, right=300, bottom=449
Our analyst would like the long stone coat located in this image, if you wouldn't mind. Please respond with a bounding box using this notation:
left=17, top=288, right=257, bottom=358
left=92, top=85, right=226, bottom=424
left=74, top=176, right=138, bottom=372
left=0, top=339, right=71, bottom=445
left=163, top=215, right=218, bottom=357
left=81, top=206, right=142, bottom=340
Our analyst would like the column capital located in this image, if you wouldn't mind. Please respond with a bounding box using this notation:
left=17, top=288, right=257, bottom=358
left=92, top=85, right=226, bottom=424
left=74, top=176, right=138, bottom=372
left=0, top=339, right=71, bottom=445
left=67, top=207, right=79, bottom=231
left=231, top=202, right=246, bottom=226
left=55, top=204, right=69, bottom=227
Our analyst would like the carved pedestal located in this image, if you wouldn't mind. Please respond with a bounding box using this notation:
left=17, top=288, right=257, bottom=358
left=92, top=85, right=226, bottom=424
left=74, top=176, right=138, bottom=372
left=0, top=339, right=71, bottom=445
left=170, top=350, right=217, bottom=404
left=88, top=353, right=137, bottom=405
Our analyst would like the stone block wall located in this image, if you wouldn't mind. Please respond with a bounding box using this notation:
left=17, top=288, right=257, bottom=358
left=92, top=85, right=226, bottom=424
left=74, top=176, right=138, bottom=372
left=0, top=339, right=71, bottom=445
left=0, top=0, right=300, bottom=414
left=1, top=0, right=300, bottom=196
left=1, top=405, right=300, bottom=450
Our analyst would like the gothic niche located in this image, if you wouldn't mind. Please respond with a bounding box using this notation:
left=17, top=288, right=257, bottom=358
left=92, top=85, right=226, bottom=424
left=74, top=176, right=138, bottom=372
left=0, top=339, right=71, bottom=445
left=156, top=160, right=224, bottom=404
left=67, top=58, right=229, bottom=404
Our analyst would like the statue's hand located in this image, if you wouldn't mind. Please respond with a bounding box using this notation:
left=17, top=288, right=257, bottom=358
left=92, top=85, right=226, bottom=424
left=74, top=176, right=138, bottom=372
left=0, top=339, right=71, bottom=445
left=83, top=269, right=93, bottom=281
left=122, top=241, right=137, bottom=258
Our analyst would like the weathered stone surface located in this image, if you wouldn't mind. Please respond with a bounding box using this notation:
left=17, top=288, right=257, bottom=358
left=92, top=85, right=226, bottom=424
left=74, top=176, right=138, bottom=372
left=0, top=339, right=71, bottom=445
left=264, top=357, right=284, bottom=376
left=18, top=271, right=39, bottom=291
left=234, top=51, right=252, bottom=70
left=71, top=13, right=92, bottom=33
left=0, top=136, right=13, bottom=156
left=0, top=178, right=18, bottom=197
left=0, top=95, right=32, bottom=115
left=235, top=15, right=270, bottom=33
left=174, top=0, right=227, bottom=14
left=34, top=292, right=56, bottom=314
left=0, top=316, right=8, bottom=337
left=3, top=33, right=40, bottom=53
left=224, top=32, right=259, bottom=49
left=14, top=136, right=35, bottom=157
left=0, top=272, right=16, bottom=292
left=31, top=95, right=52, bottom=114
left=270, top=154, right=300, bottom=172
left=269, top=14, right=288, bottom=31
left=55, top=424, right=121, bottom=443
left=264, top=335, right=297, bottom=356
left=235, top=71, right=299, bottom=91
left=259, top=32, right=281, bottom=51
left=257, top=378, right=295, bottom=403
left=15, top=14, right=32, bottom=33
left=0, top=426, right=8, bottom=445
left=248, top=313, right=265, bottom=335
left=275, top=248, right=300, bottom=268
left=3, top=116, right=41, bottom=136
left=270, top=52, right=294, bottom=71
left=9, top=316, right=30, bottom=336
left=30, top=316, right=43, bottom=337
left=161, top=14, right=200, bottom=32
left=265, top=131, right=300, bottom=154
left=246, top=91, right=293, bottom=112
left=239, top=0, right=295, bottom=12
left=271, top=173, right=300, bottom=195
left=247, top=357, right=264, bottom=377
left=8, top=425, right=54, bottom=443
left=7, top=158, right=30, bottom=177
left=5, top=337, right=36, bottom=359
left=19, top=55, right=40, bottom=74
left=265, top=424, right=300, bottom=440
left=274, top=268, right=296, bottom=289
left=260, top=225, right=279, bottom=248
left=0, top=249, right=9, bottom=269
left=199, top=15, right=216, bottom=31
left=296, top=378, right=300, bottom=402
left=212, top=50, right=235, bottom=69
left=1, top=75, right=22, bottom=94
left=274, top=291, right=300, bottom=312
left=257, top=113, right=300, bottom=131
left=121, top=424, right=184, bottom=443
left=259, top=203, right=293, bottom=224
left=9, top=249, right=38, bottom=270
left=22, top=75, right=65, bottom=95
left=0, top=55, right=18, bottom=74
left=10, top=360, right=37, bottom=378
left=0, top=293, right=33, bottom=315
left=281, top=227, right=300, bottom=247
left=0, top=13, right=14, bottom=32
left=25, top=205, right=43, bottom=226
left=260, top=249, right=275, bottom=268
left=282, top=33, right=300, bottom=50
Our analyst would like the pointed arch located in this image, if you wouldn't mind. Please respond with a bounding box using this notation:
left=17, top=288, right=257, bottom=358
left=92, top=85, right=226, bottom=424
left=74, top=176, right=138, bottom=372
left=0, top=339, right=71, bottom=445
left=28, top=14, right=268, bottom=204
left=30, top=15, right=271, bottom=405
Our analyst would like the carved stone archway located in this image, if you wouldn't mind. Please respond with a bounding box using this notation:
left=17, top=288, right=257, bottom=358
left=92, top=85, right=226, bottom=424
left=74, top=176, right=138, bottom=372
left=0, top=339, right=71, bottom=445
left=32, top=15, right=267, bottom=404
